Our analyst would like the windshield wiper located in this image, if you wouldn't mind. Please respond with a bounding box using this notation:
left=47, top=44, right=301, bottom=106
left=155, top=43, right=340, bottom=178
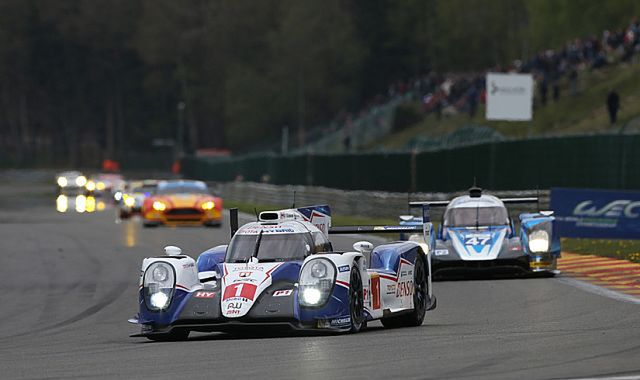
left=250, top=230, right=264, bottom=262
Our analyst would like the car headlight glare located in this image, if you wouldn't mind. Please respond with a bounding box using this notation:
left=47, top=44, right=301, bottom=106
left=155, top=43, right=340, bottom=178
left=149, top=292, right=169, bottom=309
left=310, top=261, right=327, bottom=278
left=528, top=230, right=550, bottom=253
left=124, top=195, right=135, bottom=207
left=299, top=258, right=336, bottom=307
left=301, top=288, right=322, bottom=305
left=57, top=177, right=68, bottom=187
left=86, top=181, right=96, bottom=191
left=144, top=262, right=175, bottom=311
left=201, top=201, right=215, bottom=210
left=96, top=181, right=106, bottom=191
left=152, top=201, right=166, bottom=211
left=75, top=176, right=87, bottom=187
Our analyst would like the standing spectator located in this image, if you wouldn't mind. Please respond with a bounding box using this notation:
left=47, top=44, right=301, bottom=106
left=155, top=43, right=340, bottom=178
left=606, top=89, right=620, bottom=125
left=569, top=67, right=578, bottom=96
left=540, top=77, right=549, bottom=106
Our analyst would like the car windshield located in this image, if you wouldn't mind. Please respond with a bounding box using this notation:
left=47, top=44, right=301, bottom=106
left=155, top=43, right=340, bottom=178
left=157, top=183, right=208, bottom=195
left=226, top=233, right=312, bottom=262
left=444, top=206, right=508, bottom=227
left=132, top=185, right=157, bottom=194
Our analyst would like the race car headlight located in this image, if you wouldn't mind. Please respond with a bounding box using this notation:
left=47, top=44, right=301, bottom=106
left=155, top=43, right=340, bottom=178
left=299, top=258, right=335, bottom=307
left=96, top=181, right=106, bottom=191
left=86, top=181, right=96, bottom=191
left=152, top=201, right=167, bottom=211
left=75, top=176, right=87, bottom=187
left=124, top=195, right=135, bottom=207
left=144, top=262, right=175, bottom=311
left=528, top=230, right=550, bottom=253
left=57, top=177, right=68, bottom=187
left=201, top=201, right=215, bottom=210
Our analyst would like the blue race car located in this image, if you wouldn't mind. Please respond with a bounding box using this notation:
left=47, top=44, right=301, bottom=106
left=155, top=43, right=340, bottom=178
left=408, top=187, right=560, bottom=278
left=129, top=205, right=437, bottom=341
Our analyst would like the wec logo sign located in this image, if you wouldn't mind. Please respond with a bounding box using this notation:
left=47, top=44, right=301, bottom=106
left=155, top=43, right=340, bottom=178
left=573, top=200, right=640, bottom=219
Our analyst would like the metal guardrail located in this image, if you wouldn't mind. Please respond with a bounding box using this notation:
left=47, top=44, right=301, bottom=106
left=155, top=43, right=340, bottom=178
left=214, top=181, right=550, bottom=220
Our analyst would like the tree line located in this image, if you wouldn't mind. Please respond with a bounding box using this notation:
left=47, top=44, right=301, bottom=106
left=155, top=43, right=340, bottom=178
left=1, top=0, right=638, bottom=166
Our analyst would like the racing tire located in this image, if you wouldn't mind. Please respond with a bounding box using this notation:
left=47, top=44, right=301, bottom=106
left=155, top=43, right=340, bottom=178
left=381, top=253, right=428, bottom=329
left=146, top=329, right=189, bottom=342
left=348, top=267, right=365, bottom=333
left=143, top=221, right=159, bottom=228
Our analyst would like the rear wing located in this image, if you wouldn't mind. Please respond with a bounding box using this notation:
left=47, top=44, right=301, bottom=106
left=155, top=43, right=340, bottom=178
left=410, top=197, right=540, bottom=207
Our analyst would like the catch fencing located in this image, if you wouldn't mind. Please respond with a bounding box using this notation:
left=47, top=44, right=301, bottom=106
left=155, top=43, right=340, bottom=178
left=184, top=133, right=640, bottom=193
left=213, top=181, right=549, bottom=221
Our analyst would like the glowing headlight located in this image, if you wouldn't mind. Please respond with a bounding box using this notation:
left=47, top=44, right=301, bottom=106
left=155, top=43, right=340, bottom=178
left=144, top=262, right=175, bottom=311
left=301, top=288, right=322, bottom=305
left=124, top=195, right=135, bottom=207
left=96, top=182, right=106, bottom=191
left=201, top=201, right=215, bottom=210
left=57, top=177, right=68, bottom=187
left=149, top=292, right=169, bottom=309
left=528, top=230, right=550, bottom=253
left=75, top=176, right=87, bottom=187
left=114, top=191, right=123, bottom=201
left=152, top=201, right=166, bottom=211
left=86, top=181, right=95, bottom=191
left=299, top=258, right=336, bottom=307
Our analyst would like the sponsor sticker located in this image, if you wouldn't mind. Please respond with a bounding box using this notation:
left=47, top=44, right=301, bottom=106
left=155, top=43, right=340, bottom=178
left=396, top=280, right=414, bottom=298
left=194, top=291, right=216, bottom=299
left=386, top=284, right=396, bottom=294
left=338, top=265, right=350, bottom=273
left=238, top=271, right=252, bottom=278
left=330, top=317, right=351, bottom=327
left=273, top=289, right=293, bottom=297
left=434, top=249, right=449, bottom=256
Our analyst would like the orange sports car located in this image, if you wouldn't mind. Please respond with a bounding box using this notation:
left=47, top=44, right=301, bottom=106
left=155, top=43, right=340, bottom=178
left=141, top=180, right=223, bottom=227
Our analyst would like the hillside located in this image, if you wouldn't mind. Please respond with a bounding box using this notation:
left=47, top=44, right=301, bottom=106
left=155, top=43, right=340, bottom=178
left=377, top=63, right=640, bottom=150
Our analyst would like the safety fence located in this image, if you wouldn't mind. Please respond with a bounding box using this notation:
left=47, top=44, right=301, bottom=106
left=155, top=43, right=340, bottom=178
left=212, top=181, right=549, bottom=221
left=184, top=133, right=640, bottom=193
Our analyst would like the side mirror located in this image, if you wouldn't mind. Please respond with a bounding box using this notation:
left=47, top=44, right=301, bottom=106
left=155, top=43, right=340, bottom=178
left=164, top=245, right=182, bottom=256
left=353, top=241, right=373, bottom=254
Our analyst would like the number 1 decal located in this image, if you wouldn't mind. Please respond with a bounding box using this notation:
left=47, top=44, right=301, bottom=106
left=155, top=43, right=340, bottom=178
left=223, top=283, right=257, bottom=301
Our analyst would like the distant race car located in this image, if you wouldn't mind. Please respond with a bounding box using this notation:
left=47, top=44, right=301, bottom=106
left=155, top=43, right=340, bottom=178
left=85, top=173, right=125, bottom=200
left=55, top=171, right=87, bottom=193
left=409, top=187, right=560, bottom=278
left=141, top=180, right=222, bottom=227
left=129, top=205, right=437, bottom=341
left=118, top=180, right=159, bottom=219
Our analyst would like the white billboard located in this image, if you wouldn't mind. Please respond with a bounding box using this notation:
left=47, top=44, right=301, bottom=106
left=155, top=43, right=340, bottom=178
left=486, top=73, right=533, bottom=121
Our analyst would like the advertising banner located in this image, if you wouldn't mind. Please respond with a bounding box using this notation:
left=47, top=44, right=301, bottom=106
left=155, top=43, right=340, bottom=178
left=551, top=188, right=640, bottom=239
left=486, top=73, right=533, bottom=121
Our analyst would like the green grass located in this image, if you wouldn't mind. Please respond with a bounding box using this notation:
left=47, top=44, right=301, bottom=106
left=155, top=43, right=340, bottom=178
left=562, top=238, right=640, bottom=263
left=378, top=63, right=640, bottom=150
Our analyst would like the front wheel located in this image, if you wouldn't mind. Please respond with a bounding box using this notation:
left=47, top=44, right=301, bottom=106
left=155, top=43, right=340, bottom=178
left=381, top=253, right=428, bottom=328
left=348, top=267, right=365, bottom=333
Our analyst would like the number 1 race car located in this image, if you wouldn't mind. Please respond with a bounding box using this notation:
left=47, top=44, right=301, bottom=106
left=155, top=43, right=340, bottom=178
left=129, top=205, right=437, bottom=340
left=409, top=187, right=560, bottom=279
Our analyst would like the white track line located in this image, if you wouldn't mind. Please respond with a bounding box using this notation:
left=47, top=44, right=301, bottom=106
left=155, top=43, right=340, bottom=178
left=566, top=375, right=640, bottom=380
left=555, top=277, right=640, bottom=305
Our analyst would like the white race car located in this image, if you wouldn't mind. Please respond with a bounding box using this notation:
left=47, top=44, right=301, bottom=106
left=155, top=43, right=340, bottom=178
left=130, top=205, right=437, bottom=340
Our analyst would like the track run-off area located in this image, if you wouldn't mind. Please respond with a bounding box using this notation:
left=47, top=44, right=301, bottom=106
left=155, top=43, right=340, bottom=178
left=0, top=179, right=639, bottom=380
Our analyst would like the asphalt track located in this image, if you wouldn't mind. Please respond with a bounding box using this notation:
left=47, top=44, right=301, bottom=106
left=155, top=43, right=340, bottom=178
left=1, top=182, right=639, bottom=380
